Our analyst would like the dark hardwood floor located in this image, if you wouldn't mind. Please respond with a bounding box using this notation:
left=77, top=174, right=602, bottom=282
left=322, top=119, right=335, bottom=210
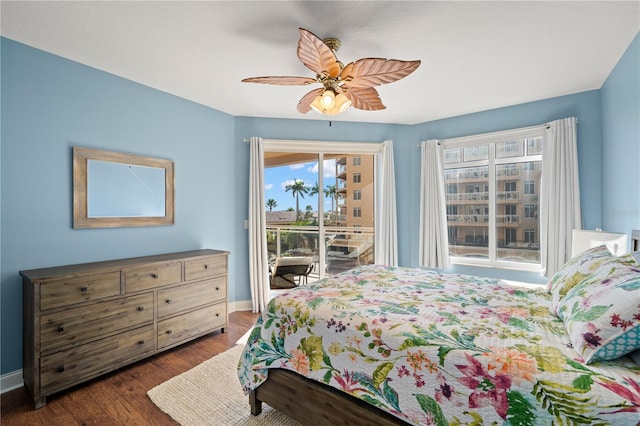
left=1, top=311, right=260, bottom=426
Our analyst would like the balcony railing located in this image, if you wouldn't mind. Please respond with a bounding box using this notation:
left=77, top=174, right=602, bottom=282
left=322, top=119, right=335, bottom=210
left=497, top=168, right=520, bottom=177
left=447, top=214, right=489, bottom=223
left=498, top=214, right=520, bottom=224
left=266, top=224, right=375, bottom=277
left=496, top=191, right=520, bottom=201
left=444, top=168, right=489, bottom=181
left=447, top=192, right=489, bottom=202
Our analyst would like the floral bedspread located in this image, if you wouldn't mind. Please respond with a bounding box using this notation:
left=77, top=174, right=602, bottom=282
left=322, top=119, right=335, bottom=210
left=238, top=265, right=640, bottom=425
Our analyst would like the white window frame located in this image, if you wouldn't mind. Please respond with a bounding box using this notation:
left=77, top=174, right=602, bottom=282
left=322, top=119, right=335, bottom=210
left=442, top=126, right=544, bottom=272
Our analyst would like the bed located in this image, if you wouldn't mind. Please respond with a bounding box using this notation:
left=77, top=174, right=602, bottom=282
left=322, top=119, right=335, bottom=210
left=238, top=247, right=640, bottom=425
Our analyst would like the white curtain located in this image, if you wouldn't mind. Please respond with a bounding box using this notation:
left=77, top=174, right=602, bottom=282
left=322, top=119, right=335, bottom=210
left=540, top=117, right=582, bottom=277
left=418, top=140, right=451, bottom=269
left=248, top=137, right=270, bottom=312
left=374, top=140, right=398, bottom=266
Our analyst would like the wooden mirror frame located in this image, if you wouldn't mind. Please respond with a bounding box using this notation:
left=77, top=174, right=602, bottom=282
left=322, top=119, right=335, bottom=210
left=73, top=147, right=175, bottom=229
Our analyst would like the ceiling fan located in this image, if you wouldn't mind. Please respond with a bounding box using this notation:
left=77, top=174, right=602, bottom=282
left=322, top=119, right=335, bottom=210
left=242, top=28, right=421, bottom=116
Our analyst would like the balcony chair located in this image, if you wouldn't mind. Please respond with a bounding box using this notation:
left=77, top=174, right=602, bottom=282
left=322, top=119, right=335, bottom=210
left=269, top=256, right=314, bottom=289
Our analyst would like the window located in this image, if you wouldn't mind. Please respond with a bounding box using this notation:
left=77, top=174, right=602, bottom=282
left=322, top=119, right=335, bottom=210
left=524, top=228, right=535, bottom=243
left=524, top=181, right=535, bottom=195
left=353, top=156, right=361, bottom=166
left=496, top=141, right=524, bottom=158
left=353, top=190, right=362, bottom=201
left=443, top=131, right=543, bottom=269
left=524, top=204, right=537, bottom=218
left=353, top=207, right=362, bottom=217
left=353, top=173, right=361, bottom=183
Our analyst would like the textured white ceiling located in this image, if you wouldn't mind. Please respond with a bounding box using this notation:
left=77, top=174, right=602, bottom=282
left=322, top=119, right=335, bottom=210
left=2, top=1, right=638, bottom=124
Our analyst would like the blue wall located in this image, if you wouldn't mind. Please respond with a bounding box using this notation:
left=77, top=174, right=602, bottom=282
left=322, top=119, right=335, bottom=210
left=1, top=38, right=237, bottom=374
left=1, top=32, right=638, bottom=376
left=601, top=33, right=640, bottom=236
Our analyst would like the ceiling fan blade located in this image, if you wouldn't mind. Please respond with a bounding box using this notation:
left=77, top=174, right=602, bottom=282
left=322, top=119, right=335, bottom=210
left=241, top=76, right=318, bottom=86
left=297, top=28, right=341, bottom=78
left=297, top=88, right=323, bottom=114
left=343, top=86, right=385, bottom=111
left=341, top=58, right=421, bottom=88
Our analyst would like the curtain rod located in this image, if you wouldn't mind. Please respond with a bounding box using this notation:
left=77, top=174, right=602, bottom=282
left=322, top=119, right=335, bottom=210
left=415, top=118, right=579, bottom=148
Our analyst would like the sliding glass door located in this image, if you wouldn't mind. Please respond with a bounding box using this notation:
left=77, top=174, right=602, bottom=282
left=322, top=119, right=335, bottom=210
left=263, top=146, right=375, bottom=282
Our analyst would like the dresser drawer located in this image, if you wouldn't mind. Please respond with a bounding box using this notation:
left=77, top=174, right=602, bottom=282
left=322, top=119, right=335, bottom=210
left=40, top=271, right=121, bottom=311
left=124, top=261, right=181, bottom=293
left=40, top=293, right=154, bottom=353
left=40, top=325, right=155, bottom=394
left=157, top=277, right=226, bottom=318
left=157, top=303, right=226, bottom=349
left=184, top=254, right=226, bottom=281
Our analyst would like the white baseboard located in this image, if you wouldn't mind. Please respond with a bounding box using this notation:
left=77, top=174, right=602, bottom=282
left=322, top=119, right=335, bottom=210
left=229, top=299, right=253, bottom=312
left=0, top=299, right=256, bottom=395
left=1, top=369, right=23, bottom=394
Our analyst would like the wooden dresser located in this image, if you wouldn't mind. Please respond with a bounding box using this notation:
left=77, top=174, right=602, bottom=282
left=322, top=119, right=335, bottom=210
left=20, top=249, right=229, bottom=409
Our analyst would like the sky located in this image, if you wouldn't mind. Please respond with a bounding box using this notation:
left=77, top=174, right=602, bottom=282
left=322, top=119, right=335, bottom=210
left=264, top=159, right=337, bottom=212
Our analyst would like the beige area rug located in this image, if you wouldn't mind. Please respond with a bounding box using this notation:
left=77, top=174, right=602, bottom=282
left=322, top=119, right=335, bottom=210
left=148, top=345, right=301, bottom=425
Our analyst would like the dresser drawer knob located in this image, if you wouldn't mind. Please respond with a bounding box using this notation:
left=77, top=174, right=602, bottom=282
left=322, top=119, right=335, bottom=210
left=165, top=299, right=172, bottom=304
left=215, top=313, right=219, bottom=317
left=166, top=330, right=173, bottom=335
left=57, top=366, right=65, bottom=373
left=215, top=287, right=220, bottom=291
left=151, top=273, right=159, bottom=279
left=204, top=264, right=208, bottom=269
left=80, top=287, right=88, bottom=293
left=57, top=326, right=65, bottom=333
left=138, top=340, right=145, bottom=345
left=137, top=306, right=145, bottom=312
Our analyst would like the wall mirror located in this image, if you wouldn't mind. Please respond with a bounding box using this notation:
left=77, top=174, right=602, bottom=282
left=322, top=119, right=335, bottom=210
left=73, top=146, right=175, bottom=228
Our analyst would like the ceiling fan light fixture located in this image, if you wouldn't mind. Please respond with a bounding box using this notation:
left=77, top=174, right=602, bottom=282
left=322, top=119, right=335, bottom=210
left=310, top=95, right=323, bottom=113
left=336, top=93, right=352, bottom=112
left=320, top=89, right=336, bottom=108
left=310, top=91, right=351, bottom=115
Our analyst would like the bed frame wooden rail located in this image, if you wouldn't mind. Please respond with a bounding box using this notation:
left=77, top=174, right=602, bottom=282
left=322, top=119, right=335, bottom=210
left=249, top=368, right=409, bottom=425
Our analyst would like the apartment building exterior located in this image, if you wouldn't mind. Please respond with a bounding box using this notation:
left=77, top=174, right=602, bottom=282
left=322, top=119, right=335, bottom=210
left=330, top=154, right=375, bottom=266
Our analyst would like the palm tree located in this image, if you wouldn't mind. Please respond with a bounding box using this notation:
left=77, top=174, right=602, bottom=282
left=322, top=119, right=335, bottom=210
left=265, top=198, right=277, bottom=212
left=324, top=184, right=337, bottom=224
left=285, top=179, right=309, bottom=221
left=308, top=182, right=321, bottom=197
left=304, top=204, right=313, bottom=219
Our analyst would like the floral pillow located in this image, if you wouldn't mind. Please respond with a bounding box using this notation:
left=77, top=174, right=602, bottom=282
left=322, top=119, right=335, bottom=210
left=547, top=244, right=612, bottom=316
left=557, top=253, right=640, bottom=364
